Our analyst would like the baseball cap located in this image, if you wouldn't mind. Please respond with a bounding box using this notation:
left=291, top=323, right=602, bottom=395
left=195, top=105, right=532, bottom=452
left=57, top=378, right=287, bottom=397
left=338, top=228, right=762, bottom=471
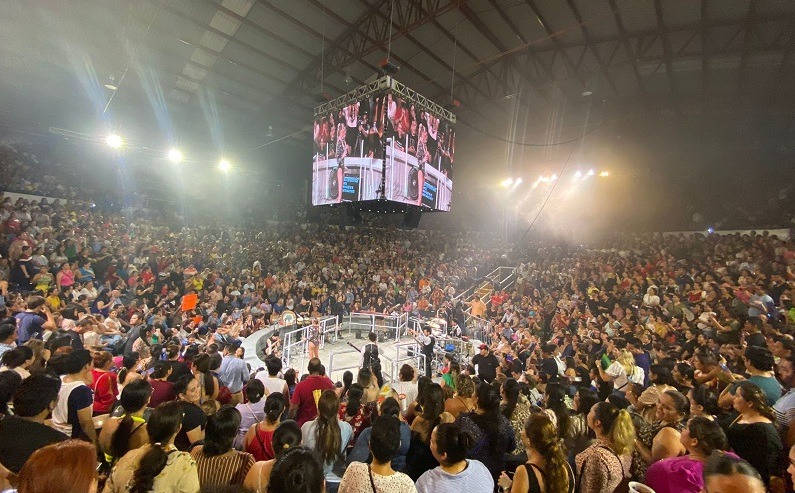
left=479, top=344, right=488, bottom=350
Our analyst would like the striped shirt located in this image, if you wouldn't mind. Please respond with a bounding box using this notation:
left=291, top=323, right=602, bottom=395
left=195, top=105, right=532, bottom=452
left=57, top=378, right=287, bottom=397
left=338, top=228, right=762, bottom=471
left=191, top=447, right=255, bottom=490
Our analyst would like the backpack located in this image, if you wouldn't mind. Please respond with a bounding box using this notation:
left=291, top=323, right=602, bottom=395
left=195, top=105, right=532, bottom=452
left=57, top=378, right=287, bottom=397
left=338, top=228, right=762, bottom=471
left=362, top=343, right=380, bottom=371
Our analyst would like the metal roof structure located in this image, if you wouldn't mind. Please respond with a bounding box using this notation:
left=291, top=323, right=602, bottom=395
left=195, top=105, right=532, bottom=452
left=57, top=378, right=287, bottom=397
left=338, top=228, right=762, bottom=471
left=1, top=0, right=793, bottom=156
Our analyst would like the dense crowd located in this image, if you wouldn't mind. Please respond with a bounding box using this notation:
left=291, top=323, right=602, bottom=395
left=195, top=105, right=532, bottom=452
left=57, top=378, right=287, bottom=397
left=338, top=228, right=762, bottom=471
left=1, top=167, right=795, bottom=492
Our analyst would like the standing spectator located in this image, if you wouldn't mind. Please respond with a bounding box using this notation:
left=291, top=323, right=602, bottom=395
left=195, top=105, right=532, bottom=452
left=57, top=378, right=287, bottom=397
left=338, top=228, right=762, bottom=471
left=724, top=381, right=782, bottom=486
left=90, top=350, right=118, bottom=415
left=254, top=355, right=289, bottom=399
left=0, top=374, right=66, bottom=475
left=191, top=405, right=255, bottom=490
left=242, top=420, right=302, bottom=493
left=471, top=344, right=499, bottom=383
left=395, top=364, right=418, bottom=416
left=15, top=295, right=56, bottom=344
left=48, top=349, right=96, bottom=443
left=104, top=401, right=200, bottom=493
left=575, top=402, right=635, bottom=493
left=301, top=390, right=353, bottom=493
left=455, top=383, right=515, bottom=482
left=338, top=415, right=416, bottom=493
left=415, top=423, right=494, bottom=492
left=218, top=343, right=248, bottom=405
left=245, top=392, right=286, bottom=461
left=288, top=358, right=335, bottom=426
left=234, top=379, right=266, bottom=450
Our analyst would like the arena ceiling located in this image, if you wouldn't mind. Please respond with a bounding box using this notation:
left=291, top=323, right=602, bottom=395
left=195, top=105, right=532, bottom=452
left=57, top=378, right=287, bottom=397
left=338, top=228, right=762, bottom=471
left=1, top=0, right=794, bottom=158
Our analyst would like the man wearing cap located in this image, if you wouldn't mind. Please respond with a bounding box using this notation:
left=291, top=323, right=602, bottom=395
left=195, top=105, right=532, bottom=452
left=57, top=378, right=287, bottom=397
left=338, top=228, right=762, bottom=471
left=472, top=343, right=499, bottom=383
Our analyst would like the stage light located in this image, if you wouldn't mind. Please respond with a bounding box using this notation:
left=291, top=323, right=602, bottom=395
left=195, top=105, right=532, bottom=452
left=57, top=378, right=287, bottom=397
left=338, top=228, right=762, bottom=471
left=574, top=171, right=582, bottom=179
left=218, top=158, right=231, bottom=171
left=707, top=227, right=714, bottom=234
left=500, top=178, right=514, bottom=187
left=106, top=134, right=123, bottom=148
left=514, top=178, right=522, bottom=185
left=167, top=148, right=183, bottom=163
left=587, top=169, right=595, bottom=176
left=599, top=171, right=609, bottom=177
left=551, top=174, right=558, bottom=181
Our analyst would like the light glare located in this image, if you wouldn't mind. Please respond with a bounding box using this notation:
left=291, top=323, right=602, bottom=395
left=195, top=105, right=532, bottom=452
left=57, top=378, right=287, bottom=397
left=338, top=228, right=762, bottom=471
left=500, top=178, right=514, bottom=187
left=106, top=134, right=123, bottom=148
left=167, top=148, right=183, bottom=163
left=218, top=158, right=231, bottom=171
left=599, top=171, right=609, bottom=177
left=587, top=169, right=595, bottom=176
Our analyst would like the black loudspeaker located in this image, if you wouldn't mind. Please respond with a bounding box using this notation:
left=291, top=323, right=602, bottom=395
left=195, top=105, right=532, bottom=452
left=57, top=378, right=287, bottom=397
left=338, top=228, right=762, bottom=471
left=407, top=166, right=419, bottom=200
left=328, top=167, right=339, bottom=199
left=402, top=207, right=422, bottom=229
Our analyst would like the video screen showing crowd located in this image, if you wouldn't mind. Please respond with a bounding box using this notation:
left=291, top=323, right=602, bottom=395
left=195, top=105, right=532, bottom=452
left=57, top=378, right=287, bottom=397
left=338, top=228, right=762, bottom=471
left=312, top=90, right=455, bottom=211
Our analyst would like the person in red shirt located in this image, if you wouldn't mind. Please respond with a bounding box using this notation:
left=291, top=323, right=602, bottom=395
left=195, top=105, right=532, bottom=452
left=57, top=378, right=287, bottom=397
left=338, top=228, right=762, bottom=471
left=288, top=358, right=335, bottom=427
left=90, top=350, right=118, bottom=415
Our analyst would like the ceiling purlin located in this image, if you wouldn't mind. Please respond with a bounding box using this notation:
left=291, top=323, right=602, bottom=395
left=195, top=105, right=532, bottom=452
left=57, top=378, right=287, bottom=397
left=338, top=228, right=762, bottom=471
left=269, top=0, right=458, bottom=105
left=773, top=21, right=795, bottom=93
left=701, top=0, right=709, bottom=93
left=564, top=0, right=619, bottom=95
left=607, top=0, right=645, bottom=96
left=522, top=0, right=588, bottom=91
left=736, top=0, right=758, bottom=94
left=654, top=0, right=678, bottom=96
left=149, top=0, right=349, bottom=95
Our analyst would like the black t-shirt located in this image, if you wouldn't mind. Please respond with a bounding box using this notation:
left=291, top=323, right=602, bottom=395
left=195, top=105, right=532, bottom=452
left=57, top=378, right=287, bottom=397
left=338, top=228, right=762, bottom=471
left=472, top=353, right=499, bottom=383
left=175, top=402, right=206, bottom=451
left=0, top=415, right=67, bottom=473
left=539, top=357, right=560, bottom=383
left=746, top=332, right=767, bottom=348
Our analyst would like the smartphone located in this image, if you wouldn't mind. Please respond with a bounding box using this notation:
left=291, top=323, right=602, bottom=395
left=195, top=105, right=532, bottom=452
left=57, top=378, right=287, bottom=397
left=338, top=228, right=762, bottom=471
left=719, top=363, right=730, bottom=372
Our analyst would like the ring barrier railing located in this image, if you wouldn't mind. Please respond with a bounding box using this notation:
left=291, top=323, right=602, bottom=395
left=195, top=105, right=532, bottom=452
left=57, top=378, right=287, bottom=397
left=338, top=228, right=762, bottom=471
left=344, top=311, right=408, bottom=342
left=280, top=324, right=308, bottom=372
left=326, top=345, right=396, bottom=388
left=393, top=340, right=425, bottom=382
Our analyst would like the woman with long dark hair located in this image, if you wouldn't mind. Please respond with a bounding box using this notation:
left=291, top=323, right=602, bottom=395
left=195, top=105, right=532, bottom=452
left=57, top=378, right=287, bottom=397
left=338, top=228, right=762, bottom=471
left=725, top=381, right=782, bottom=486
left=456, top=382, right=516, bottom=483
left=497, top=413, right=574, bottom=493
left=105, top=401, right=200, bottom=493
left=172, top=376, right=206, bottom=451
left=502, top=378, right=532, bottom=463
left=245, top=392, right=287, bottom=461
left=243, top=420, right=304, bottom=493
left=267, top=446, right=325, bottom=493
left=405, top=382, right=451, bottom=480
left=338, top=383, right=371, bottom=448
left=98, top=379, right=152, bottom=466
left=191, top=353, right=219, bottom=415
left=300, top=389, right=353, bottom=492
left=191, top=405, right=255, bottom=490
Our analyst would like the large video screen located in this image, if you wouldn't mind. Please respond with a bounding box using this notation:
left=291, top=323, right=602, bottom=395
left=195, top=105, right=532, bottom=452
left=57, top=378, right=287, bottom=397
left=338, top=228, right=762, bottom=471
left=382, top=93, right=455, bottom=211
left=312, top=83, right=455, bottom=211
left=312, top=94, right=386, bottom=206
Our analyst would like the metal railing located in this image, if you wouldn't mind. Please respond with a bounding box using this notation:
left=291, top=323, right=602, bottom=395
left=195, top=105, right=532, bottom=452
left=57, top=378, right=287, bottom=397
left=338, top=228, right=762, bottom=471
left=393, top=340, right=425, bottom=381
left=280, top=324, right=308, bottom=372
left=343, top=311, right=409, bottom=342
left=326, top=344, right=396, bottom=387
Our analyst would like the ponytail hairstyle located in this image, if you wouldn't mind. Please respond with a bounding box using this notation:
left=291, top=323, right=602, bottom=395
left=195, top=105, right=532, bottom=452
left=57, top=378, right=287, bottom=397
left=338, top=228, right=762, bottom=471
left=341, top=370, right=353, bottom=400
left=433, top=423, right=475, bottom=466
left=128, top=401, right=183, bottom=493
left=192, top=353, right=216, bottom=397
left=545, top=383, right=571, bottom=440
left=264, top=392, right=287, bottom=424
left=345, top=383, right=364, bottom=418
left=690, top=384, right=719, bottom=416
left=524, top=413, right=570, bottom=493
left=272, top=420, right=302, bottom=459
left=118, top=352, right=139, bottom=385
left=245, top=379, right=265, bottom=404
left=203, top=405, right=241, bottom=456
left=735, top=381, right=777, bottom=423
left=592, top=401, right=636, bottom=456
left=111, top=380, right=152, bottom=460
left=379, top=397, right=400, bottom=419
left=314, top=390, right=342, bottom=464
left=502, top=378, right=521, bottom=419
left=686, top=417, right=728, bottom=456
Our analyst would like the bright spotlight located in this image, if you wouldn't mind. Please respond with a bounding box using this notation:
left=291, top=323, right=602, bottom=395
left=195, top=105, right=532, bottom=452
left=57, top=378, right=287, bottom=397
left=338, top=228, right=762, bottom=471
left=574, top=171, right=582, bottom=179
left=599, top=171, right=609, bottom=177
left=218, top=158, right=231, bottom=171
left=105, top=134, right=123, bottom=149
left=550, top=174, right=558, bottom=181
left=167, top=148, right=183, bottom=163
left=514, top=178, right=522, bottom=185
left=587, top=169, right=595, bottom=176
left=500, top=178, right=514, bottom=188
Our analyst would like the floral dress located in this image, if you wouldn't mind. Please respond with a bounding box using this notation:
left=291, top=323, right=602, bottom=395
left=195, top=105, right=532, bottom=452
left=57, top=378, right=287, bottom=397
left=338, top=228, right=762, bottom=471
left=506, top=395, right=532, bottom=456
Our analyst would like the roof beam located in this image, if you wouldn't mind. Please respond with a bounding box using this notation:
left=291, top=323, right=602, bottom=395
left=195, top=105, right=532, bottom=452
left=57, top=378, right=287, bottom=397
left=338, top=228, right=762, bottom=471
left=523, top=0, right=589, bottom=90
left=607, top=0, right=645, bottom=94
left=737, top=0, right=758, bottom=94
left=654, top=0, right=678, bottom=96
left=565, top=0, right=619, bottom=94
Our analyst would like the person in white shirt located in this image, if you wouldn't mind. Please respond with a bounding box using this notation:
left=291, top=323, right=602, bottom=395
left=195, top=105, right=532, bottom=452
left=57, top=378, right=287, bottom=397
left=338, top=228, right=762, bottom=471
left=254, top=355, right=289, bottom=399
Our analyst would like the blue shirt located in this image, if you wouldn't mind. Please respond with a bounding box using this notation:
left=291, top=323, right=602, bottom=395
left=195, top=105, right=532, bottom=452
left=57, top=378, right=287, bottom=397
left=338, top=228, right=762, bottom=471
left=15, top=311, right=45, bottom=345
left=415, top=460, right=494, bottom=493
left=217, top=355, right=249, bottom=393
